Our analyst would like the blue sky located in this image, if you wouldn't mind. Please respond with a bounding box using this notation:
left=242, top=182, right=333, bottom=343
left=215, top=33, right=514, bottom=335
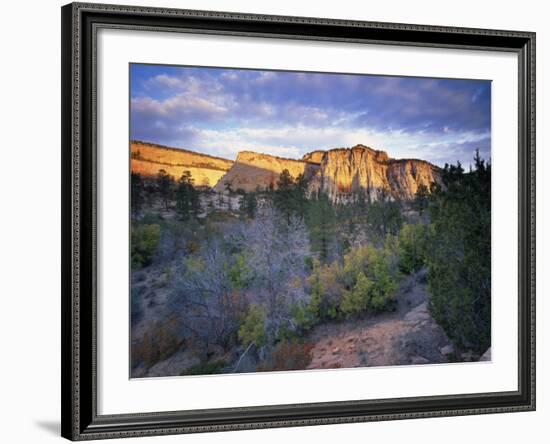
left=130, top=64, right=491, bottom=167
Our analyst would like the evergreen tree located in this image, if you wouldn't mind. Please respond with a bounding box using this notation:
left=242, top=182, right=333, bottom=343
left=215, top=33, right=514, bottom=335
left=305, top=192, right=335, bottom=263
left=131, top=172, right=144, bottom=218
left=156, top=169, right=174, bottom=210
left=293, top=173, right=309, bottom=219
left=239, top=191, right=257, bottom=220
left=273, top=169, right=296, bottom=224
left=175, top=170, right=200, bottom=220
left=425, top=150, right=491, bottom=353
left=355, top=187, right=368, bottom=216
left=413, top=184, right=430, bottom=215
left=366, top=190, right=403, bottom=241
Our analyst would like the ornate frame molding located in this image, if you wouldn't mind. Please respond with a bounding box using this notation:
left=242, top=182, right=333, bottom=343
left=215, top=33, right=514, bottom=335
left=61, top=2, right=535, bottom=440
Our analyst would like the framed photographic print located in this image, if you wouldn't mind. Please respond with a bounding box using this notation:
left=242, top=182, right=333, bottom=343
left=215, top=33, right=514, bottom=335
left=61, top=2, right=536, bottom=440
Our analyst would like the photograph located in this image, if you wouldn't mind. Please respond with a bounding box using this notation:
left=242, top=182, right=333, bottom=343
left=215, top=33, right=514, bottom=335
left=129, top=64, right=492, bottom=378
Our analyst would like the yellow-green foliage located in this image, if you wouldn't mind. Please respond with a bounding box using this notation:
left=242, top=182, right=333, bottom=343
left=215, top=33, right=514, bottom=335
left=297, top=244, right=399, bottom=325
left=229, top=253, right=253, bottom=289
left=304, top=259, right=340, bottom=323
left=368, top=249, right=398, bottom=311
left=238, top=304, right=267, bottom=347
left=340, top=246, right=397, bottom=315
left=398, top=223, right=429, bottom=274
left=341, top=246, right=371, bottom=287
left=341, top=272, right=372, bottom=314
left=131, top=224, right=161, bottom=268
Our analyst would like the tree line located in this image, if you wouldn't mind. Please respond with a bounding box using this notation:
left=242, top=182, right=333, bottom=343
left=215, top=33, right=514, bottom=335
left=130, top=150, right=491, bottom=374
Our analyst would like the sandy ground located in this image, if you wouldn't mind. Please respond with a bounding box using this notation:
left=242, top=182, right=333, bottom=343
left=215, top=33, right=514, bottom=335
left=306, top=274, right=453, bottom=369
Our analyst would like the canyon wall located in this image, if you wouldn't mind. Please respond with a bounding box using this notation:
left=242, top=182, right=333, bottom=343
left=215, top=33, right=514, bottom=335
left=213, top=151, right=320, bottom=193
left=130, top=141, right=233, bottom=187
left=131, top=141, right=441, bottom=201
left=312, top=145, right=441, bottom=202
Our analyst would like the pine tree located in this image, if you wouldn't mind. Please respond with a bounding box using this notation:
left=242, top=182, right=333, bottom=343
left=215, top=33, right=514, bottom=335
left=425, top=150, right=491, bottom=353
left=131, top=172, right=144, bottom=218
left=273, top=169, right=295, bottom=224
left=305, top=192, right=335, bottom=263
left=176, top=170, right=200, bottom=220
left=413, top=184, right=430, bottom=215
left=156, top=169, right=174, bottom=210
left=366, top=190, right=403, bottom=241
left=239, top=191, right=257, bottom=220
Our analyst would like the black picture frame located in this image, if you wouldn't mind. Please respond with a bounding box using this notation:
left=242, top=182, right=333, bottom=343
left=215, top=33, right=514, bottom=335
left=61, top=2, right=536, bottom=440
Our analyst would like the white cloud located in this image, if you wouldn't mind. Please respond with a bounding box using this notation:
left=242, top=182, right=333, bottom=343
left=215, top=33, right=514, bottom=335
left=169, top=123, right=488, bottom=167
left=131, top=93, right=229, bottom=119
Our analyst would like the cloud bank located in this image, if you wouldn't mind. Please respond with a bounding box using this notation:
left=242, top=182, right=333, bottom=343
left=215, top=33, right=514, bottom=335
left=130, top=64, right=491, bottom=167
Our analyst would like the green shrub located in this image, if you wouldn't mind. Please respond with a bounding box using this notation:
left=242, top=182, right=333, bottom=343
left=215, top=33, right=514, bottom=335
left=290, top=302, right=317, bottom=332
left=299, top=244, right=399, bottom=322
left=398, top=223, right=428, bottom=274
left=238, top=304, right=267, bottom=347
left=229, top=253, right=253, bottom=289
left=131, top=223, right=161, bottom=268
left=341, top=272, right=372, bottom=315
left=340, top=245, right=398, bottom=315
left=305, top=259, right=340, bottom=323
left=341, top=246, right=370, bottom=288
left=368, top=250, right=398, bottom=311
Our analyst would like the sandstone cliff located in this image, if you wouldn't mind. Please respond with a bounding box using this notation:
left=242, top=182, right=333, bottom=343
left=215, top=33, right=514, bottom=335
left=213, top=151, right=319, bottom=193
left=131, top=141, right=440, bottom=201
left=130, top=141, right=233, bottom=187
left=313, top=145, right=441, bottom=202
left=301, top=150, right=325, bottom=164
left=210, top=144, right=440, bottom=200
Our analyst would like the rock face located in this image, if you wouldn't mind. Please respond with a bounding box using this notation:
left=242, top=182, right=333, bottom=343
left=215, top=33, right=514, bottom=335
left=130, top=141, right=233, bottom=187
left=216, top=145, right=440, bottom=200
left=313, top=145, right=441, bottom=202
left=213, top=151, right=320, bottom=193
left=131, top=141, right=441, bottom=202
left=302, top=150, right=326, bottom=164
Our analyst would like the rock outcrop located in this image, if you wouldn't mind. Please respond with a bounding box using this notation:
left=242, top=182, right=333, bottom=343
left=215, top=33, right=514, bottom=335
left=301, top=150, right=326, bottom=164
left=215, top=145, right=440, bottom=200
left=131, top=141, right=441, bottom=202
left=130, top=141, right=233, bottom=187
left=313, top=145, right=441, bottom=202
left=213, top=151, right=319, bottom=193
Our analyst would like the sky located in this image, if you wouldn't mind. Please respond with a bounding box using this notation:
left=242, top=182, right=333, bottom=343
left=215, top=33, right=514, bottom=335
left=130, top=64, right=491, bottom=168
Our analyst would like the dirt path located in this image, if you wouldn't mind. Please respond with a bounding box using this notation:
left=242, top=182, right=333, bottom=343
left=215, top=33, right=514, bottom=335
left=306, top=274, right=453, bottom=369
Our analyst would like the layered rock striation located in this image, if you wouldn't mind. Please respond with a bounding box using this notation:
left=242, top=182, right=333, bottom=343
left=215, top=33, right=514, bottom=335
left=130, top=141, right=233, bottom=187
left=310, top=145, right=441, bottom=202
left=131, top=141, right=441, bottom=201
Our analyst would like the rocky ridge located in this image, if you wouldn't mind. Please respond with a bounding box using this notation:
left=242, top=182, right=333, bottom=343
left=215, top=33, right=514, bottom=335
left=130, top=141, right=233, bottom=187
left=131, top=141, right=442, bottom=201
left=308, top=145, right=441, bottom=202
left=212, top=150, right=319, bottom=193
